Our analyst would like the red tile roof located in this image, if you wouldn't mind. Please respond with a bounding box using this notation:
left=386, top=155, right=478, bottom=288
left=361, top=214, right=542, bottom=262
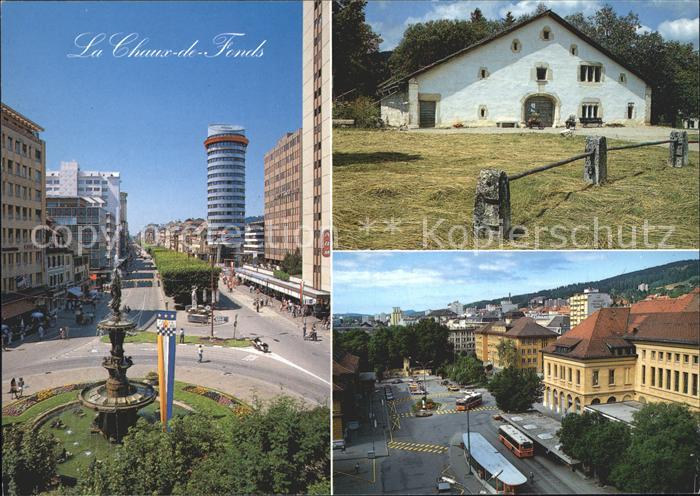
left=544, top=289, right=699, bottom=359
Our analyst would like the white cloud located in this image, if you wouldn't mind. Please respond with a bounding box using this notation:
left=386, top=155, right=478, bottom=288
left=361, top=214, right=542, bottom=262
left=477, top=259, right=518, bottom=272
left=657, top=17, right=699, bottom=44
left=636, top=24, right=653, bottom=35
left=497, top=0, right=601, bottom=18
left=333, top=268, right=443, bottom=288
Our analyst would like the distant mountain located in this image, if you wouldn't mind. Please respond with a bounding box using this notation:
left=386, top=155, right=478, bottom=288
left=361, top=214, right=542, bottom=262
left=468, top=259, right=699, bottom=308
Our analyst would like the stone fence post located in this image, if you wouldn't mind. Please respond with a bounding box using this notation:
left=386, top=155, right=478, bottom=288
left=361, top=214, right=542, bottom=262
left=583, top=136, right=607, bottom=185
left=669, top=130, right=688, bottom=167
left=473, top=169, right=511, bottom=238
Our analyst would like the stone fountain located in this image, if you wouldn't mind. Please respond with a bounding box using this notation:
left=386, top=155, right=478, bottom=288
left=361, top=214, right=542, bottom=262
left=80, top=267, right=156, bottom=442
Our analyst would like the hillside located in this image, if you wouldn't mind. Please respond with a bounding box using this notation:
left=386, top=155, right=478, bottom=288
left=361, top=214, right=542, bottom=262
left=468, top=259, right=699, bottom=308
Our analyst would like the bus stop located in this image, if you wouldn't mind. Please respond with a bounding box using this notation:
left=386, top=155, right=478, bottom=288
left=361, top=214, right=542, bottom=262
left=462, top=432, right=527, bottom=494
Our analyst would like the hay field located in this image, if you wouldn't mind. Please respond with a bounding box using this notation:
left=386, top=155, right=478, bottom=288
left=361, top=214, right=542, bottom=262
left=333, top=129, right=699, bottom=250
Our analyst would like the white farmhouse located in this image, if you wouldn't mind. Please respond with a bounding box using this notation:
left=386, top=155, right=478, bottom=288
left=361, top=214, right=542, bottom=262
left=380, top=11, right=651, bottom=129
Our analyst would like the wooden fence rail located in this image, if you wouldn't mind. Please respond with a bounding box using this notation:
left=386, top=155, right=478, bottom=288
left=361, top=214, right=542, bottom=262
left=473, top=131, right=691, bottom=238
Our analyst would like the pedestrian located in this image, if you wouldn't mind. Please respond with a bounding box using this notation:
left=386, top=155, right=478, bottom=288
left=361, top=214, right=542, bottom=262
left=38, top=325, right=45, bottom=340
left=197, top=344, right=204, bottom=363
left=59, top=327, right=65, bottom=340
left=17, top=377, right=24, bottom=398
left=303, top=322, right=307, bottom=338
left=180, top=328, right=185, bottom=344
left=354, top=463, right=360, bottom=475
left=2, top=333, right=7, bottom=351
left=529, top=471, right=534, bottom=482
left=9, top=378, right=18, bottom=399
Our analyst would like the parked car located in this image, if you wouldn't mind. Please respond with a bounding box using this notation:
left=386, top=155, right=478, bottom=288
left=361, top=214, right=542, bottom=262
left=392, top=379, right=403, bottom=384
left=447, top=385, right=460, bottom=392
left=415, top=410, right=433, bottom=417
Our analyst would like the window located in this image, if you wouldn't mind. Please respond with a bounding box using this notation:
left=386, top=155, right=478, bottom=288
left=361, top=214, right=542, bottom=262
left=570, top=44, right=578, bottom=55
left=683, top=372, right=689, bottom=394
left=478, top=105, right=488, bottom=119
left=684, top=354, right=689, bottom=363
left=541, top=27, right=552, bottom=40
left=642, top=350, right=646, bottom=359
left=651, top=366, right=656, bottom=386
left=581, top=103, right=599, bottom=119
left=592, top=370, right=599, bottom=386
left=675, top=353, right=680, bottom=362
left=568, top=368, right=572, bottom=382
left=576, top=370, right=580, bottom=385
left=627, top=103, right=635, bottom=119
left=479, top=67, right=489, bottom=79
left=511, top=39, right=521, bottom=52
left=666, top=369, right=671, bottom=390
left=642, top=365, right=646, bottom=385
left=609, top=369, right=615, bottom=385
left=692, top=374, right=698, bottom=396
left=658, top=368, right=663, bottom=388
left=580, top=64, right=602, bottom=82
left=619, top=73, right=627, bottom=84
left=536, top=66, right=548, bottom=81
left=547, top=363, right=551, bottom=376
left=674, top=371, right=680, bottom=392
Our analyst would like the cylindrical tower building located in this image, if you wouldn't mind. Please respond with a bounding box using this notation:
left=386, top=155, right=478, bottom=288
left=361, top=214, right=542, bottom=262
left=205, top=125, right=248, bottom=257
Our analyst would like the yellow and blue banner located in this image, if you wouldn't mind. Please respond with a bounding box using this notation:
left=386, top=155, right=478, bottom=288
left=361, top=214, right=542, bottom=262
left=156, top=310, right=177, bottom=431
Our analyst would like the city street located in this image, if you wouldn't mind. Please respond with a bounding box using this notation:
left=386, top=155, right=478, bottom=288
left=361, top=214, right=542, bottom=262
left=2, top=252, right=330, bottom=408
left=334, top=376, right=617, bottom=495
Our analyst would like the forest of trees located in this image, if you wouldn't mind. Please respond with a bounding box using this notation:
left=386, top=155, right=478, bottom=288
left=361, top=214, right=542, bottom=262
left=333, top=1, right=699, bottom=126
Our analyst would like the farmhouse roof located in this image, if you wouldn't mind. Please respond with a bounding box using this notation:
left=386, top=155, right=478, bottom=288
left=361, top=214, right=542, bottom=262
left=379, top=10, right=650, bottom=89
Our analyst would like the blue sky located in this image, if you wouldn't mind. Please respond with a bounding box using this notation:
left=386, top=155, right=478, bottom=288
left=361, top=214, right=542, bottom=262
left=333, top=251, right=700, bottom=314
left=368, top=0, right=700, bottom=49
left=1, top=1, right=301, bottom=233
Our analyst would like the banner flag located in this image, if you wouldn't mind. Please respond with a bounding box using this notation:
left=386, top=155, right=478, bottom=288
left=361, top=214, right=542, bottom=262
left=156, top=310, right=177, bottom=431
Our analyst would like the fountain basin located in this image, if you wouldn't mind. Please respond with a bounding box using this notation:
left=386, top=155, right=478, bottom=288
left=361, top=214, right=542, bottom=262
left=80, top=381, right=156, bottom=412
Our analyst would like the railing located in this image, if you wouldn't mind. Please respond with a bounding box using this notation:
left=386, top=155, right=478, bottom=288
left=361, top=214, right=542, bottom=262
left=473, top=131, right=696, bottom=237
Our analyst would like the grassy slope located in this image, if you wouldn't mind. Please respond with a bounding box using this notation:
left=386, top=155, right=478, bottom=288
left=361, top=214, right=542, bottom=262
left=333, top=129, right=699, bottom=249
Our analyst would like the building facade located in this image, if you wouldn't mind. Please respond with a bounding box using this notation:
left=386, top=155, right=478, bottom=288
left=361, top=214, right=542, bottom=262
left=264, top=129, right=302, bottom=262
left=569, top=288, right=612, bottom=327
left=542, top=289, right=699, bottom=415
left=46, top=161, right=122, bottom=262
left=380, top=11, right=651, bottom=129
left=1, top=103, right=48, bottom=321
left=243, top=220, right=265, bottom=259
left=119, top=192, right=128, bottom=256
left=302, top=0, right=331, bottom=293
left=205, top=124, right=248, bottom=257
left=475, top=316, right=559, bottom=372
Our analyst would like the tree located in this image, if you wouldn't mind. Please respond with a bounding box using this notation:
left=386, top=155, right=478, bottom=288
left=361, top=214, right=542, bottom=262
left=334, top=329, right=370, bottom=370
left=503, top=11, right=516, bottom=27
left=610, top=403, right=700, bottom=493
left=332, top=0, right=387, bottom=98
left=2, top=426, right=59, bottom=495
left=487, top=367, right=543, bottom=412
left=447, top=355, right=486, bottom=385
left=389, top=18, right=501, bottom=78
left=496, top=339, right=519, bottom=368
left=470, top=8, right=484, bottom=23
left=280, top=248, right=302, bottom=276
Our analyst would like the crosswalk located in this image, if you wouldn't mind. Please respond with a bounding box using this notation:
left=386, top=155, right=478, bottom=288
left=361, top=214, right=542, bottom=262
left=398, top=405, right=497, bottom=418
left=387, top=440, right=448, bottom=454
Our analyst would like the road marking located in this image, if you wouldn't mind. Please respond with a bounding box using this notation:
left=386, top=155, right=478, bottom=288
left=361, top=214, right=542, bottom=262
left=242, top=355, right=258, bottom=362
left=387, top=440, right=448, bottom=454
left=398, top=406, right=496, bottom=418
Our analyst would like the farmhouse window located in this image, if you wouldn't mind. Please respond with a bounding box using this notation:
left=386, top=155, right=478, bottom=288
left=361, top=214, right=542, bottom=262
left=511, top=39, right=521, bottom=52
left=570, top=44, right=578, bottom=55
left=536, top=67, right=547, bottom=81
left=542, top=27, right=551, bottom=40
left=619, top=73, right=627, bottom=83
left=478, top=105, right=488, bottom=119
left=580, top=64, right=602, bottom=82
left=479, top=67, right=489, bottom=79
left=581, top=104, right=599, bottom=119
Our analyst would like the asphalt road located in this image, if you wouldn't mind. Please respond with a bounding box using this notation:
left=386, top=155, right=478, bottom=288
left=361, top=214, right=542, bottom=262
left=335, top=376, right=615, bottom=495
left=2, top=251, right=330, bottom=407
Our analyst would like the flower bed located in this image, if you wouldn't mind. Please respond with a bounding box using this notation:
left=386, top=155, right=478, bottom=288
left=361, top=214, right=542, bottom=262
left=2, top=383, right=90, bottom=417
left=181, top=385, right=251, bottom=416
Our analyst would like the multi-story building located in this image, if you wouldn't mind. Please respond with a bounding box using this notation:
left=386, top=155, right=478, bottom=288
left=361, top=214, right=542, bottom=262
left=1, top=103, right=49, bottom=321
left=119, top=192, right=128, bottom=256
left=243, top=220, right=265, bottom=260
left=390, top=307, right=402, bottom=327
left=542, top=289, right=699, bottom=415
left=475, top=316, right=559, bottom=372
left=190, top=221, right=209, bottom=260
left=447, top=318, right=483, bottom=355
left=46, top=196, right=109, bottom=275
left=46, top=161, right=123, bottom=262
left=205, top=124, right=248, bottom=260
left=264, top=129, right=302, bottom=262
left=448, top=300, right=464, bottom=316
left=569, top=288, right=612, bottom=327
left=301, top=0, right=331, bottom=294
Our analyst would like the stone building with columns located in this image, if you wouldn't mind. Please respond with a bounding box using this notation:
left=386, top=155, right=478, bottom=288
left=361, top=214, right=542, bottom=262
left=541, top=288, right=699, bottom=415
left=379, top=10, right=651, bottom=129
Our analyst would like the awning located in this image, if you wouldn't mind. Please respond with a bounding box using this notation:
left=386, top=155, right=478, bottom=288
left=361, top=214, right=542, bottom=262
left=67, top=287, right=83, bottom=298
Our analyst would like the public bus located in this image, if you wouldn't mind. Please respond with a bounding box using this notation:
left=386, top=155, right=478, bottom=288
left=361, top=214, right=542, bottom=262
left=498, top=425, right=534, bottom=458
left=456, top=392, right=482, bottom=411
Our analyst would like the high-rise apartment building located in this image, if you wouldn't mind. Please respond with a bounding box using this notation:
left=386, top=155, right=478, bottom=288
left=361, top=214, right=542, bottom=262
left=569, top=288, right=612, bottom=327
left=1, top=103, right=48, bottom=319
left=205, top=125, right=248, bottom=258
left=263, top=129, right=302, bottom=262
left=46, top=161, right=123, bottom=263
left=301, top=0, right=331, bottom=293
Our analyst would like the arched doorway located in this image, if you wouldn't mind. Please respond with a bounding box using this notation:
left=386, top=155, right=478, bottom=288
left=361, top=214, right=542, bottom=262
left=607, top=396, right=617, bottom=404
left=623, top=395, right=632, bottom=401
left=574, top=397, right=581, bottom=413
left=553, top=390, right=559, bottom=413
left=523, top=95, right=556, bottom=127
left=591, top=398, right=601, bottom=405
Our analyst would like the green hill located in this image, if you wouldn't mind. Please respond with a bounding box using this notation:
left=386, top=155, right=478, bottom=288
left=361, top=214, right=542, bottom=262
left=469, top=259, right=699, bottom=308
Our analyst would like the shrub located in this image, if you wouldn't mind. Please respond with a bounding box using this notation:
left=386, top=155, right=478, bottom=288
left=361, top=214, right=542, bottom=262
left=333, top=96, right=383, bottom=128
left=273, top=270, right=290, bottom=282
left=149, top=248, right=220, bottom=298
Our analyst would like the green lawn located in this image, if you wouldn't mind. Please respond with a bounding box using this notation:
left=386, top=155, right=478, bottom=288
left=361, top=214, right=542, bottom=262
left=100, top=332, right=250, bottom=348
left=333, top=129, right=699, bottom=249
left=2, top=391, right=79, bottom=427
